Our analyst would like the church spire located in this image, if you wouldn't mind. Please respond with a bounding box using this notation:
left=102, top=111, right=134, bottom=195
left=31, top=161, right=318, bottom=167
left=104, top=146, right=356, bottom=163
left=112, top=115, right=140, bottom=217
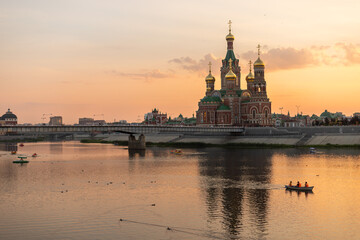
left=246, top=60, right=254, bottom=81
left=254, top=44, right=265, bottom=67
left=205, top=61, right=215, bottom=95
left=225, top=59, right=236, bottom=81
left=226, top=20, right=234, bottom=50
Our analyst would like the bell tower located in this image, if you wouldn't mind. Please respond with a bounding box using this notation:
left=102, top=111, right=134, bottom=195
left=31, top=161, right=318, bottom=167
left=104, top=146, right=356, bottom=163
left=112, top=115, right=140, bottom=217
left=252, top=44, right=267, bottom=99
left=205, top=62, right=215, bottom=96
left=220, top=20, right=241, bottom=90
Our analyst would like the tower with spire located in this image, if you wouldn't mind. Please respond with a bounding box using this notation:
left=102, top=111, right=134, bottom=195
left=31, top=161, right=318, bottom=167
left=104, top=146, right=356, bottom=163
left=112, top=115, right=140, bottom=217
left=196, top=21, right=272, bottom=126
left=205, top=62, right=215, bottom=96
left=220, top=20, right=241, bottom=90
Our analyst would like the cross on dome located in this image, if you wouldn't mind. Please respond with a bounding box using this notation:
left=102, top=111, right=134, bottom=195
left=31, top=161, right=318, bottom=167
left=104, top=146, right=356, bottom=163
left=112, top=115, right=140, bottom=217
left=228, top=20, right=232, bottom=33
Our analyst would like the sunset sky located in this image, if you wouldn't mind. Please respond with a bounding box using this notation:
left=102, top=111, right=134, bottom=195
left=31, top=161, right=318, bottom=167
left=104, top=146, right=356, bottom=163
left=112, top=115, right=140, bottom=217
left=1, top=0, right=360, bottom=124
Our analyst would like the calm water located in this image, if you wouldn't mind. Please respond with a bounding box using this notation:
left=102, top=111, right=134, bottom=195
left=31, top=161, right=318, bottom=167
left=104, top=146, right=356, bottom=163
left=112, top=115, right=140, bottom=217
left=1, top=142, right=360, bottom=240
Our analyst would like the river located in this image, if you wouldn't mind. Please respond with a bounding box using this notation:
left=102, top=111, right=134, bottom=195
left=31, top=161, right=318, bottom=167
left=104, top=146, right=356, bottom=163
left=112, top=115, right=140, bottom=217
left=0, top=141, right=360, bottom=239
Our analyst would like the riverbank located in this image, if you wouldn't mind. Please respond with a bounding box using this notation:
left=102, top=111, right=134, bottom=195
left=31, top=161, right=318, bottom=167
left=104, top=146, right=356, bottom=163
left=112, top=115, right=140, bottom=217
left=0, top=137, right=45, bottom=143
left=2, top=129, right=360, bottom=148
left=80, top=136, right=360, bottom=149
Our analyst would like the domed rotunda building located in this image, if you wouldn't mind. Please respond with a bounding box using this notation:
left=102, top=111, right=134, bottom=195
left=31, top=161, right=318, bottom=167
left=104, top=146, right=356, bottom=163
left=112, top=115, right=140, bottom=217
left=0, top=109, right=18, bottom=125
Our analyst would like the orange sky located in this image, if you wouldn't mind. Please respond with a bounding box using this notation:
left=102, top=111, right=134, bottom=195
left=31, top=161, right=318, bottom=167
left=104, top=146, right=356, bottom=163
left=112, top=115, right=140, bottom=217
left=1, top=0, right=360, bottom=124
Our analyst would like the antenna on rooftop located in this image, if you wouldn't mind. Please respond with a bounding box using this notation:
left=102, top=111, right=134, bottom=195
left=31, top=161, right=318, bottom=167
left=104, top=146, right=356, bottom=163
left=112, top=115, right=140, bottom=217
left=296, top=105, right=300, bottom=115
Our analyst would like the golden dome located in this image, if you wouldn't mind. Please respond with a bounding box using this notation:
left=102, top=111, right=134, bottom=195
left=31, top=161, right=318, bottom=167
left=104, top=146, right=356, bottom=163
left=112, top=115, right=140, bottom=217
left=226, top=20, right=234, bottom=41
left=246, top=60, right=254, bottom=81
left=205, top=73, right=215, bottom=82
left=246, top=72, right=254, bottom=81
left=205, top=61, right=215, bottom=82
left=225, top=59, right=236, bottom=81
left=254, top=57, right=265, bottom=67
left=226, top=33, right=234, bottom=41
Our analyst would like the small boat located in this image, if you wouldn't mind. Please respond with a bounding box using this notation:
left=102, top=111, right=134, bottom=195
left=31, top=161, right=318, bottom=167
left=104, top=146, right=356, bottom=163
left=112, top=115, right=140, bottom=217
left=285, top=185, right=314, bottom=191
left=19, top=143, right=24, bottom=147
left=171, top=149, right=182, bottom=155
left=11, top=151, right=17, bottom=155
left=309, top=147, right=316, bottom=154
left=13, top=156, right=29, bottom=164
left=32, top=153, right=37, bottom=157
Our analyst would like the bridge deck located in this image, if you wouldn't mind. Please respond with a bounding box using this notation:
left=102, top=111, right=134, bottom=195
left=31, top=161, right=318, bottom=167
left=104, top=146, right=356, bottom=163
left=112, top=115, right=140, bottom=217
left=0, top=125, right=245, bottom=135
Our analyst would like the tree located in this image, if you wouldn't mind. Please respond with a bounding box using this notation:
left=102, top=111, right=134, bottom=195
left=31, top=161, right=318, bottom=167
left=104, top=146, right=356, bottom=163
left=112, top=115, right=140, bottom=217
left=324, top=117, right=330, bottom=126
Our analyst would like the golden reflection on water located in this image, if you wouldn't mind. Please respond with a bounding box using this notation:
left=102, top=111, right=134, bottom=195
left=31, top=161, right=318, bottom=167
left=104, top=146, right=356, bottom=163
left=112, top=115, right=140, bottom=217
left=0, top=142, right=360, bottom=239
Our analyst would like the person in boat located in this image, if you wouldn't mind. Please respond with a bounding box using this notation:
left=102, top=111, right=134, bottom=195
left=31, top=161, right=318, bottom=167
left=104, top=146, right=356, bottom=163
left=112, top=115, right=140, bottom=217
left=296, top=181, right=301, bottom=187
left=289, top=181, right=292, bottom=186
left=305, top=182, right=309, bottom=187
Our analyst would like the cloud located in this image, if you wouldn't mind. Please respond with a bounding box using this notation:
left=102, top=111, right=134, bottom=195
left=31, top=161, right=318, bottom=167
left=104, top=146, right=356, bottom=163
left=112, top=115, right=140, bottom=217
left=334, top=43, right=360, bottom=65
left=108, top=43, right=360, bottom=81
left=241, top=48, right=316, bottom=71
left=106, top=69, right=170, bottom=81
left=241, top=43, right=360, bottom=72
left=168, top=53, right=222, bottom=73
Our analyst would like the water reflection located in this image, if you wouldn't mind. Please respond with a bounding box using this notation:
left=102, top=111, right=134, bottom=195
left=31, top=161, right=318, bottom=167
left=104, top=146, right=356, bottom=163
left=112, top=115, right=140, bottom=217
left=0, top=142, right=18, bottom=152
left=49, top=142, right=63, bottom=154
left=128, top=149, right=146, bottom=159
left=198, top=148, right=273, bottom=238
left=285, top=189, right=314, bottom=198
left=2, top=142, right=360, bottom=239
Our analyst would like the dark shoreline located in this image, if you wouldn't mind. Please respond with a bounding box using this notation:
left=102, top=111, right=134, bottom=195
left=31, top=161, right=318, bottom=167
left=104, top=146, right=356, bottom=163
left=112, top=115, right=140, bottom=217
left=0, top=137, right=45, bottom=143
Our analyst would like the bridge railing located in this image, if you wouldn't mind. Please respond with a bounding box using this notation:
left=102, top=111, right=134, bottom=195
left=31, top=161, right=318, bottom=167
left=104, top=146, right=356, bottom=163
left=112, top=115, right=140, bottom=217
left=0, top=125, right=245, bottom=134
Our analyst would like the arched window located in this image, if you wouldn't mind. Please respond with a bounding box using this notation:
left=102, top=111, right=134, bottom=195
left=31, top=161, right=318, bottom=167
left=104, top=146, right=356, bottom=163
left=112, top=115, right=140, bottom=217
left=252, top=110, right=256, bottom=119
left=265, top=110, right=268, bottom=118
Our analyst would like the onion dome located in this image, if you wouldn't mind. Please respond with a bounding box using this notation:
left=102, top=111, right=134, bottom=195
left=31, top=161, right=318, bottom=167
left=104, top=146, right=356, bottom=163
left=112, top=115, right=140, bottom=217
left=246, top=72, right=254, bottom=81
left=1, top=108, right=17, bottom=119
left=205, top=62, right=215, bottom=82
left=254, top=57, right=265, bottom=67
left=226, top=33, right=234, bottom=41
left=246, top=60, right=255, bottom=81
left=225, top=59, right=236, bottom=81
left=205, top=73, right=215, bottom=82
left=226, top=20, right=235, bottom=41
left=254, top=44, right=265, bottom=67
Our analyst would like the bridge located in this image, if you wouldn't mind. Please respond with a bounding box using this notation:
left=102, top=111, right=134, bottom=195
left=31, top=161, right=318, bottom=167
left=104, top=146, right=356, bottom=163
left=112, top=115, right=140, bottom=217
left=0, top=125, right=245, bottom=135
left=0, top=125, right=245, bottom=149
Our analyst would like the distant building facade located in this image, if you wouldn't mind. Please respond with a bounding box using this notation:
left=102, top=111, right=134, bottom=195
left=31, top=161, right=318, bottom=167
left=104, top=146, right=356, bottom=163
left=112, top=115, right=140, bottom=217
left=94, top=120, right=106, bottom=125
left=196, top=22, right=271, bottom=126
left=166, top=114, right=197, bottom=126
left=0, top=109, right=17, bottom=126
left=79, top=118, right=94, bottom=125
left=49, top=116, right=63, bottom=126
left=78, top=118, right=106, bottom=125
left=144, top=108, right=167, bottom=125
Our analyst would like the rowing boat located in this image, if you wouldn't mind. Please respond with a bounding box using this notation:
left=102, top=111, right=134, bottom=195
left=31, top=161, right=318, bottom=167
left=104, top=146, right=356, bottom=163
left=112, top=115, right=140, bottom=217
left=13, top=156, right=29, bottom=164
left=13, top=160, right=29, bottom=163
left=285, top=185, right=314, bottom=191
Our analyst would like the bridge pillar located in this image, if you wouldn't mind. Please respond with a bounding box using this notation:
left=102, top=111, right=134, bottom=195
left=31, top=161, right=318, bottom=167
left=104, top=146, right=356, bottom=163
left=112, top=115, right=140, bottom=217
left=128, top=134, right=146, bottom=150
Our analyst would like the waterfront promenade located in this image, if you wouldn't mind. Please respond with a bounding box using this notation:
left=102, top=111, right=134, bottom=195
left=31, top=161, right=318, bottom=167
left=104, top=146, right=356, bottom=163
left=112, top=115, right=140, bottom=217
left=99, top=126, right=360, bottom=146
left=1, top=125, right=360, bottom=146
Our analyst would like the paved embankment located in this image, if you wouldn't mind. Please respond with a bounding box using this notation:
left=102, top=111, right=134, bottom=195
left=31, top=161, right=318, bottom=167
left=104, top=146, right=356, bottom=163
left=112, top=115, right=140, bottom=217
left=103, top=133, right=302, bottom=145
left=103, top=132, right=360, bottom=146
left=306, top=135, right=360, bottom=145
